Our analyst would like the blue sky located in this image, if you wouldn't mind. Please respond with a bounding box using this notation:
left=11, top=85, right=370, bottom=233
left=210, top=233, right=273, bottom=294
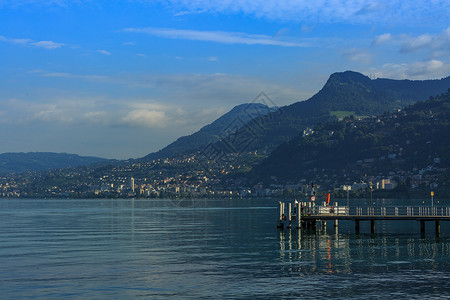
left=1, top=0, right=449, bottom=159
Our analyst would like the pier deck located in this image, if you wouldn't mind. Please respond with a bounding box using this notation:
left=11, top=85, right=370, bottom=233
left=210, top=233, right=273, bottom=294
left=277, top=201, right=450, bottom=235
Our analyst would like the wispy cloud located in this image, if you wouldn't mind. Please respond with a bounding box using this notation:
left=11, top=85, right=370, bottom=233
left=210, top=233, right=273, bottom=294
left=354, top=2, right=387, bottom=16
left=400, top=34, right=435, bottom=53
left=372, top=33, right=392, bottom=46
left=3, top=0, right=448, bottom=25
left=96, top=49, right=111, bottom=55
left=342, top=48, right=372, bottom=64
left=30, top=40, right=65, bottom=49
left=30, top=70, right=110, bottom=82
left=0, top=0, right=81, bottom=8
left=151, top=0, right=449, bottom=24
left=23, top=70, right=305, bottom=125
left=0, top=35, right=32, bottom=44
left=0, top=35, right=65, bottom=49
left=123, top=27, right=310, bottom=47
left=373, top=27, right=450, bottom=54
left=366, top=59, right=450, bottom=80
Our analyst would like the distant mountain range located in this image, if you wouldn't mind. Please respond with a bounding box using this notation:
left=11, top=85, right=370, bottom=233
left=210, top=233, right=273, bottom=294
left=250, top=89, right=450, bottom=186
left=214, top=71, right=450, bottom=154
left=0, top=152, right=108, bottom=174
left=143, top=103, right=276, bottom=161
left=142, top=71, right=450, bottom=161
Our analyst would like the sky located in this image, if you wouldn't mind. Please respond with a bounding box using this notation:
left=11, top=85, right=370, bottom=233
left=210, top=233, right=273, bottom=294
left=0, top=0, right=449, bottom=159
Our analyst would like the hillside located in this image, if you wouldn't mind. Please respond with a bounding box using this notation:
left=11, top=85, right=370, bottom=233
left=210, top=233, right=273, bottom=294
left=143, top=103, right=275, bottom=161
left=250, top=89, right=450, bottom=189
left=216, top=71, right=450, bottom=154
left=0, top=152, right=108, bottom=174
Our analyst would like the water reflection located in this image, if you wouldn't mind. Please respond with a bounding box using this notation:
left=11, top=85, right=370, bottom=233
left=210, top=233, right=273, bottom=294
left=278, top=228, right=450, bottom=275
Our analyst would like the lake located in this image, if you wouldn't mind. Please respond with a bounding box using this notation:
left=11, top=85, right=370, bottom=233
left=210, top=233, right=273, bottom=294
left=1, top=198, right=450, bottom=299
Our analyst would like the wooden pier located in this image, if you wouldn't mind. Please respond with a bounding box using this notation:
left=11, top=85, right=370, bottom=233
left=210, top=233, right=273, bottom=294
left=277, top=201, right=450, bottom=235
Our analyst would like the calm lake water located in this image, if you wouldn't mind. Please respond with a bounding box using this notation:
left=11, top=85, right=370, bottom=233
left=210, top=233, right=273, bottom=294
left=1, top=198, right=450, bottom=299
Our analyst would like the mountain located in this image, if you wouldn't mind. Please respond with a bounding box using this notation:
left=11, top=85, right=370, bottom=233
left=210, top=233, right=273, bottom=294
left=215, top=71, right=450, bottom=154
left=143, top=103, right=275, bottom=161
left=250, top=89, right=450, bottom=188
left=0, top=152, right=108, bottom=174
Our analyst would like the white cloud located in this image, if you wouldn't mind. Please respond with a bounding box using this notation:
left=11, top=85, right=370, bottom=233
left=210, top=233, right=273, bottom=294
left=372, top=27, right=450, bottom=54
left=16, top=71, right=306, bottom=130
left=406, top=60, right=446, bottom=76
left=0, top=35, right=65, bottom=49
left=366, top=59, right=450, bottom=80
left=0, top=35, right=32, bottom=44
left=123, top=27, right=310, bottom=47
left=1, top=96, right=177, bottom=128
left=355, top=2, right=387, bottom=15
left=372, top=33, right=392, bottom=46
left=31, top=70, right=110, bottom=82
left=30, top=40, right=65, bottom=49
left=342, top=48, right=372, bottom=64
left=121, top=109, right=168, bottom=128
left=97, top=49, right=111, bottom=55
left=400, top=34, right=434, bottom=53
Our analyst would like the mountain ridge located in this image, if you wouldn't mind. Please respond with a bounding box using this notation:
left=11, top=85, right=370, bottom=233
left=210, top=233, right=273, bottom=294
left=0, top=152, right=108, bottom=174
left=214, top=71, right=450, bottom=154
left=143, top=103, right=275, bottom=161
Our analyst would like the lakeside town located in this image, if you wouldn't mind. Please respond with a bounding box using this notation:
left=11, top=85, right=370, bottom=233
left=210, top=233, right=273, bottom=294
left=0, top=148, right=446, bottom=199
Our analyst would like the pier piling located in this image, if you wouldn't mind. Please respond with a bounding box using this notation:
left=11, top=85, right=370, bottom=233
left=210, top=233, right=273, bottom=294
left=296, top=202, right=301, bottom=229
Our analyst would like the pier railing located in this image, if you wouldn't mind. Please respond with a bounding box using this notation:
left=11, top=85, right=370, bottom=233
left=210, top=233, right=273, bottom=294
left=349, top=206, right=450, bottom=217
left=303, top=206, right=450, bottom=217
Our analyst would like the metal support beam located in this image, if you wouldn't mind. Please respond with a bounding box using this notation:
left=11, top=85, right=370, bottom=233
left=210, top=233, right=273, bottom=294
left=436, top=220, right=440, bottom=236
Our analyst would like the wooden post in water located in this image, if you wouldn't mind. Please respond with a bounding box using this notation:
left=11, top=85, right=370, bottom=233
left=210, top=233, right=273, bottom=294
left=296, top=202, right=302, bottom=229
left=278, top=202, right=283, bottom=220
left=420, top=220, right=425, bottom=234
left=277, top=202, right=284, bottom=229
left=371, top=220, right=375, bottom=234
left=334, top=202, right=339, bottom=228
left=287, top=203, right=292, bottom=228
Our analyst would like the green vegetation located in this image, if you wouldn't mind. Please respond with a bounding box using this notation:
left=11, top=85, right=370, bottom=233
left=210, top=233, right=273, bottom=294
left=330, top=111, right=356, bottom=119
left=249, top=89, right=450, bottom=196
